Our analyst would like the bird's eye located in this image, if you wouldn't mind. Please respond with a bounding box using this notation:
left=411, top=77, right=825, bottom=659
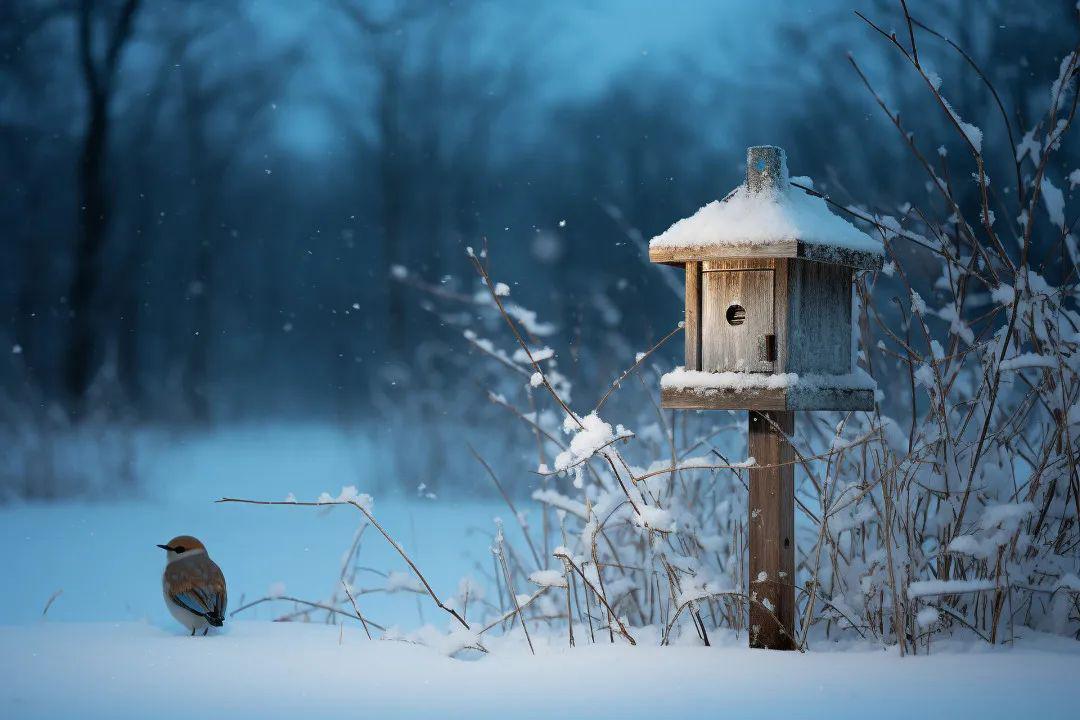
left=175, top=546, right=185, bottom=554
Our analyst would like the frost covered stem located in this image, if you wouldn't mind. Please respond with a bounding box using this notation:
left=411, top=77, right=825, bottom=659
left=561, top=559, right=575, bottom=647
left=229, top=594, right=385, bottom=631
left=593, top=322, right=683, bottom=413
left=553, top=549, right=636, bottom=645
left=467, top=252, right=583, bottom=430
left=497, top=548, right=535, bottom=654
left=218, top=497, right=472, bottom=630
left=341, top=581, right=372, bottom=640
left=479, top=587, right=550, bottom=635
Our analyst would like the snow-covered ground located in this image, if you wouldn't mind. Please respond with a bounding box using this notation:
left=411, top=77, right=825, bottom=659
left=3, top=622, right=1078, bottom=719
left=2, top=424, right=1079, bottom=718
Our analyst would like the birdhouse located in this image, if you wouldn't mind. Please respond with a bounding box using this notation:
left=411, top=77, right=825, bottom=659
left=650, top=146, right=883, bottom=411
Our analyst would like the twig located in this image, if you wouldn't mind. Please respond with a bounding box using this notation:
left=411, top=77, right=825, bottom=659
left=217, top=497, right=472, bottom=630
left=594, top=322, right=683, bottom=412
left=230, top=594, right=385, bottom=630
left=41, top=589, right=63, bottom=618
left=342, top=581, right=372, bottom=640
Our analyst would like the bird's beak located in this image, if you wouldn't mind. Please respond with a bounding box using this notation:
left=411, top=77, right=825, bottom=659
left=156, top=544, right=172, bottom=551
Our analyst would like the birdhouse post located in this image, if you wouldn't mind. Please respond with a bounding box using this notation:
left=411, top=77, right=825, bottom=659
left=649, top=146, right=883, bottom=649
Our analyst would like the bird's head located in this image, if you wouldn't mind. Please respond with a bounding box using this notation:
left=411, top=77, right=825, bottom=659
left=157, top=535, right=207, bottom=563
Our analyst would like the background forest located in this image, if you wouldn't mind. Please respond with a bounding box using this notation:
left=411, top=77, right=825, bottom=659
left=2, top=0, right=1078, bottom=500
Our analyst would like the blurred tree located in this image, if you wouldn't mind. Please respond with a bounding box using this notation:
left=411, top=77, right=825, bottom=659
left=174, top=5, right=301, bottom=421
left=111, top=27, right=192, bottom=407
left=0, top=1, right=72, bottom=389
left=64, top=0, right=143, bottom=416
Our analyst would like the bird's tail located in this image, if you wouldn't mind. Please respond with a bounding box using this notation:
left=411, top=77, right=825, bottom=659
left=206, top=613, right=224, bottom=627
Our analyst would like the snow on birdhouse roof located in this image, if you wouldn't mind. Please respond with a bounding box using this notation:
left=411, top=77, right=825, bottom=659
left=649, top=146, right=883, bottom=271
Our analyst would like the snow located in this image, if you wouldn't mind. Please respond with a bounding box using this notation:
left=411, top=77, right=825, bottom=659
left=947, top=535, right=989, bottom=557
left=1041, top=177, right=1066, bottom=229
left=552, top=413, right=631, bottom=474
left=527, top=569, right=568, bottom=589
left=1017, top=129, right=1041, bottom=163
left=940, top=95, right=983, bottom=152
left=980, top=502, right=1035, bottom=531
left=908, top=579, right=999, bottom=598
left=910, top=289, right=927, bottom=315
left=385, top=570, right=426, bottom=593
left=991, top=283, right=1015, bottom=305
left=3, top=622, right=1078, bottom=719
left=660, top=367, right=877, bottom=411
left=633, top=504, right=675, bottom=533
left=661, top=367, right=876, bottom=396
left=917, top=607, right=941, bottom=629
left=649, top=172, right=882, bottom=256
left=514, top=347, right=555, bottom=363
left=316, top=485, right=373, bottom=507
left=1049, top=52, right=1078, bottom=107
left=999, top=353, right=1057, bottom=371
left=530, top=489, right=588, bottom=519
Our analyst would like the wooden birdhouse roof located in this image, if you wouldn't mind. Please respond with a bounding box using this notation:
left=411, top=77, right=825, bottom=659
left=649, top=146, right=884, bottom=271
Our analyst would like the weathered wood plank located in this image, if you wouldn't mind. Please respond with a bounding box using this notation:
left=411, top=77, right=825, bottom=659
left=660, top=386, right=874, bottom=411
left=787, top=260, right=853, bottom=375
left=748, top=410, right=796, bottom=650
left=773, top=258, right=790, bottom=374
left=684, top=261, right=702, bottom=371
left=649, top=240, right=882, bottom=272
left=797, top=242, right=884, bottom=272
left=662, top=386, right=787, bottom=411
left=787, top=387, right=873, bottom=410
left=650, top=240, right=798, bottom=265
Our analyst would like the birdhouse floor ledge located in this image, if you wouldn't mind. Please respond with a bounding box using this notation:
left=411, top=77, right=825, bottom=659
left=660, top=367, right=877, bottom=411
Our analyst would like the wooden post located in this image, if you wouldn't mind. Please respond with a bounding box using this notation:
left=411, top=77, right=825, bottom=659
left=748, top=409, right=795, bottom=650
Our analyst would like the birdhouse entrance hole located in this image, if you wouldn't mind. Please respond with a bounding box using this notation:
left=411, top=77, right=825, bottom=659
left=725, top=304, right=746, bottom=325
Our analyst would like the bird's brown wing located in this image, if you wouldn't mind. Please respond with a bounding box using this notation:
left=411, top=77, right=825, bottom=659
left=165, top=556, right=227, bottom=624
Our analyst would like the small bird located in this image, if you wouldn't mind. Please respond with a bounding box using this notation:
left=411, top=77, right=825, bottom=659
left=157, top=535, right=227, bottom=636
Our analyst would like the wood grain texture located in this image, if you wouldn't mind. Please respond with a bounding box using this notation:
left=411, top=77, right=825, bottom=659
left=786, top=260, right=853, bottom=375
left=649, top=241, right=882, bottom=272
left=773, top=258, right=790, bottom=373
left=701, top=264, right=774, bottom=373
left=684, top=261, right=702, bottom=371
left=748, top=410, right=795, bottom=650
left=662, top=386, right=787, bottom=411
left=660, top=386, right=874, bottom=411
